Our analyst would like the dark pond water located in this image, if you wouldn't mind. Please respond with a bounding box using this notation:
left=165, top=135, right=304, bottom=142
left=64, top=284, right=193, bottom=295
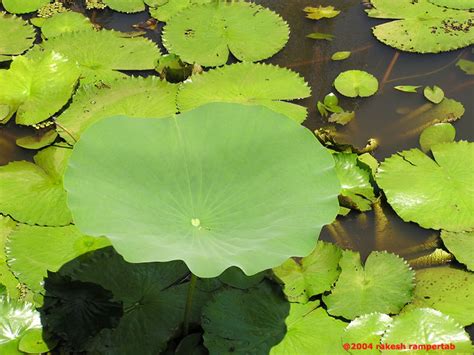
left=0, top=0, right=473, bottom=265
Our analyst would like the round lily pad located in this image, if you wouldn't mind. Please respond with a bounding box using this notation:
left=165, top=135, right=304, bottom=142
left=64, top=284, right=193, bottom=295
left=40, top=11, right=94, bottom=38
left=334, top=70, right=379, bottom=98
left=376, top=141, right=474, bottom=232
left=64, top=103, right=340, bottom=277
left=343, top=313, right=393, bottom=354
left=149, top=0, right=212, bottom=22
left=0, top=13, right=35, bottom=58
left=423, top=85, right=445, bottom=104
left=162, top=2, right=289, bottom=67
left=2, top=0, right=50, bottom=14
left=323, top=250, right=414, bottom=320
left=429, top=0, right=473, bottom=10
left=382, top=308, right=472, bottom=353
left=440, top=230, right=474, bottom=271
left=419, top=123, right=456, bottom=153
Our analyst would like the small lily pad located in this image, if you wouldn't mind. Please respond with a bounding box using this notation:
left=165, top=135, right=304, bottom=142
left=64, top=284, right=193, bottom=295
left=149, top=0, right=212, bottom=22
left=0, top=13, right=35, bottom=58
left=16, top=130, right=58, bottom=150
left=304, top=6, right=340, bottom=20
left=334, top=70, right=379, bottom=98
left=423, top=85, right=445, bottom=104
left=382, top=308, right=472, bottom=352
left=272, top=241, right=342, bottom=303
left=394, top=85, right=421, bottom=93
left=419, top=123, right=456, bottom=153
left=440, top=230, right=474, bottom=271
left=456, top=59, right=474, bottom=75
left=40, top=11, right=94, bottom=38
left=343, top=313, right=393, bottom=354
left=2, top=0, right=50, bottom=14
left=306, top=32, right=335, bottom=41
left=331, top=51, right=351, bottom=61
left=376, top=141, right=474, bottom=232
left=323, top=250, right=414, bottom=320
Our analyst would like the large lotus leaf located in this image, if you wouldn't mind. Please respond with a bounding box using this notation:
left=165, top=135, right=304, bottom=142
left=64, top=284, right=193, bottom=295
left=40, top=11, right=94, bottom=38
left=2, top=0, right=50, bottom=14
left=56, top=77, right=178, bottom=144
left=376, top=141, right=474, bottom=232
left=381, top=308, right=472, bottom=354
left=409, top=266, right=474, bottom=326
left=0, top=13, right=35, bottom=58
left=0, top=51, right=80, bottom=125
left=0, top=216, right=20, bottom=298
left=6, top=224, right=110, bottom=293
left=162, top=2, right=289, bottom=66
left=368, top=0, right=474, bottom=53
left=0, top=146, right=72, bottom=226
left=177, top=62, right=311, bottom=123
left=429, top=0, right=473, bottom=10
left=30, top=30, right=161, bottom=84
left=149, top=0, right=212, bottom=22
left=441, top=230, right=474, bottom=271
left=343, top=313, right=393, bottom=355
left=323, top=251, right=414, bottom=320
left=64, top=103, right=340, bottom=277
left=272, top=241, right=342, bottom=303
left=202, top=282, right=289, bottom=354
left=333, top=152, right=376, bottom=212
left=270, top=302, right=347, bottom=355
left=0, top=297, right=43, bottom=354
left=43, top=247, right=196, bottom=353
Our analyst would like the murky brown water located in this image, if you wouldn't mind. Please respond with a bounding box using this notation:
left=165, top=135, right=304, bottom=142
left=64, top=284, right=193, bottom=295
left=1, top=0, right=473, bottom=265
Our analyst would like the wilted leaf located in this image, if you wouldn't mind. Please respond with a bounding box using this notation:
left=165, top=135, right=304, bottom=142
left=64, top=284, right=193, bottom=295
left=394, top=85, right=421, bottom=93
left=304, top=6, right=340, bottom=20
left=306, top=32, right=335, bottom=41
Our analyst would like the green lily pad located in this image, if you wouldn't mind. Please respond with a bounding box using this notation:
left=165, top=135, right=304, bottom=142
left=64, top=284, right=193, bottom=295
left=381, top=308, right=472, bottom=353
left=273, top=241, right=342, bottom=303
left=376, top=141, right=474, bottom=231
left=64, top=103, right=340, bottom=277
left=177, top=62, right=311, bottom=123
left=0, top=216, right=20, bottom=299
left=6, top=224, right=110, bottom=293
left=0, top=297, right=45, bottom=354
left=323, top=251, right=414, bottom=320
left=0, top=13, right=35, bottom=58
left=456, top=59, right=474, bottom=75
left=202, top=282, right=289, bottom=354
left=441, top=230, right=474, bottom=271
left=343, top=313, right=393, bottom=354
left=429, top=0, right=473, bottom=10
left=424, top=85, right=445, bottom=104
left=2, top=0, right=50, bottom=14
left=394, top=85, right=421, bottom=93
left=56, top=77, right=178, bottom=144
left=149, top=0, right=212, bottom=22
left=368, top=0, right=474, bottom=53
left=306, top=32, right=335, bottom=41
left=40, top=11, right=94, bottom=38
left=270, top=302, right=347, bottom=355
left=357, top=153, right=379, bottom=176
left=304, top=6, right=340, bottom=20
left=29, top=29, right=161, bottom=84
left=0, top=51, right=80, bottom=125
left=0, top=146, right=72, bottom=226
left=163, top=2, right=289, bottom=67
left=331, top=51, right=351, bottom=61
left=419, top=123, right=456, bottom=153
left=16, top=130, right=58, bottom=150
left=18, top=328, right=51, bottom=353
left=333, top=153, right=377, bottom=211
left=102, top=0, right=145, bottom=12
left=409, top=266, right=474, bottom=326
left=334, top=70, right=379, bottom=98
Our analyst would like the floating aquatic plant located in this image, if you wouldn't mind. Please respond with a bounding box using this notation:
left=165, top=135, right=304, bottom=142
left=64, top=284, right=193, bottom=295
left=306, top=32, right=335, bottom=41
left=38, top=11, right=94, bottom=38
left=0, top=216, right=21, bottom=299
left=376, top=141, right=474, bottom=232
left=0, top=13, right=35, bottom=61
left=331, top=51, right=351, bottom=61
left=429, top=0, right=473, bottom=10
left=343, top=313, right=393, bottom=351
left=456, top=59, right=474, bottom=75
left=16, top=130, right=58, bottom=150
left=423, top=85, right=445, bottom=104
left=64, top=104, right=340, bottom=277
left=162, top=2, right=289, bottom=67
left=440, top=230, right=474, bottom=271
left=303, top=6, right=340, bottom=20
left=419, top=122, right=456, bottom=153
left=177, top=62, right=311, bottom=123
left=149, top=0, right=212, bottom=22
left=2, top=0, right=50, bottom=14
left=394, top=85, right=421, bottom=93
left=334, top=70, right=379, bottom=98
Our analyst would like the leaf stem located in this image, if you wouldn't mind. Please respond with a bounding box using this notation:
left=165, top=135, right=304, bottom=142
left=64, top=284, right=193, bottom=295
left=183, top=273, right=198, bottom=336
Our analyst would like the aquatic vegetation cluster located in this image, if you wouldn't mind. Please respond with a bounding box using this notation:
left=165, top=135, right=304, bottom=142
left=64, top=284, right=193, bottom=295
left=0, top=0, right=473, bottom=353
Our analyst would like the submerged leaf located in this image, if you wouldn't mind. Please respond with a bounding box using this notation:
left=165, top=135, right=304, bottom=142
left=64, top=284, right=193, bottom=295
left=304, top=6, right=340, bottom=20
left=2, top=0, right=50, bottom=14
left=423, top=85, right=445, bottom=104
left=56, top=77, right=178, bottom=143
left=306, top=32, right=335, bottom=41
left=394, top=85, right=421, bottom=93
left=0, top=13, right=35, bottom=58
left=0, top=52, right=80, bottom=125
left=456, top=58, right=474, bottom=75
left=376, top=141, right=474, bottom=232
left=440, top=231, right=474, bottom=271
left=16, top=130, right=58, bottom=150
left=273, top=241, right=342, bottom=303
left=323, top=250, right=414, bottom=320
left=177, top=63, right=311, bottom=123
left=40, top=11, right=94, bottom=38
left=331, top=51, right=351, bottom=61
left=419, top=122, right=456, bottom=153
left=64, top=104, right=340, bottom=277
left=334, top=70, right=379, bottom=98
left=328, top=111, right=355, bottom=125
left=368, top=0, right=474, bottom=53
left=0, top=146, right=72, bottom=226
left=163, top=2, right=289, bottom=66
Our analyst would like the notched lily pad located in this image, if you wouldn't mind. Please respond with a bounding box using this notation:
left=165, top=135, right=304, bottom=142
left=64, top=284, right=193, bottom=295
left=376, top=141, right=474, bottom=232
left=343, top=313, right=393, bottom=354
left=163, top=2, right=289, bottom=67
left=334, top=70, right=379, bottom=98
left=40, top=11, right=94, bottom=38
left=177, top=62, right=311, bottom=123
left=0, top=13, right=35, bottom=59
left=423, top=85, right=444, bottom=104
left=149, top=0, right=212, bottom=22
left=419, top=123, right=456, bottom=153
left=440, top=230, right=474, bottom=271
